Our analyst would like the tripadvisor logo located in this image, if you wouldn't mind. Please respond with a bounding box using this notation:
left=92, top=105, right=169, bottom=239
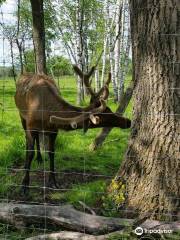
left=134, top=227, right=144, bottom=236
left=134, top=226, right=172, bottom=237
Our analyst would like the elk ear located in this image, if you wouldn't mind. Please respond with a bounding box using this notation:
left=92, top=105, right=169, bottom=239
left=73, top=65, right=84, bottom=78
left=96, top=86, right=109, bottom=100
left=87, top=66, right=96, bottom=78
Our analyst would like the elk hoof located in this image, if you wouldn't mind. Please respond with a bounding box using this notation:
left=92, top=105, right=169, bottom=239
left=47, top=174, right=59, bottom=189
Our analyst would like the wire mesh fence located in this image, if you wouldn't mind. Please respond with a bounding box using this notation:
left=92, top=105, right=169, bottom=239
left=0, top=29, right=132, bottom=238
left=0, top=1, right=180, bottom=240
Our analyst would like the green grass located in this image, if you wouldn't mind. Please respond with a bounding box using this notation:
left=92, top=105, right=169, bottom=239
left=0, top=76, right=179, bottom=240
left=0, top=75, right=132, bottom=239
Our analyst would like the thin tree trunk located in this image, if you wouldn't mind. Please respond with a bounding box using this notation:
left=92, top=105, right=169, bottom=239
left=95, top=68, right=100, bottom=92
left=114, top=0, right=123, bottom=88
left=22, top=39, right=27, bottom=69
left=30, top=0, right=46, bottom=74
left=83, top=15, right=89, bottom=72
left=121, top=28, right=131, bottom=89
left=32, top=37, right=37, bottom=73
left=118, top=0, right=126, bottom=100
left=116, top=0, right=180, bottom=220
left=16, top=0, right=24, bottom=74
left=106, top=2, right=118, bottom=102
left=101, top=0, right=109, bottom=87
left=16, top=39, right=24, bottom=74
left=57, top=25, right=76, bottom=63
left=75, top=0, right=84, bottom=104
left=9, top=40, right=16, bottom=82
left=118, top=2, right=131, bottom=101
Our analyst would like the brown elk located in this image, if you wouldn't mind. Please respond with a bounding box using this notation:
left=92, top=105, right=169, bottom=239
left=15, top=66, right=131, bottom=194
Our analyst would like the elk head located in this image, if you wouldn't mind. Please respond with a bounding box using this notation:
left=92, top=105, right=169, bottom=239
left=73, top=65, right=131, bottom=130
left=50, top=98, right=107, bottom=130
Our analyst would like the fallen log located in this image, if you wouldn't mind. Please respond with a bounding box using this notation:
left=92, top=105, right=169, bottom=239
left=0, top=203, right=179, bottom=237
left=0, top=203, right=133, bottom=234
left=25, top=221, right=180, bottom=240
left=26, top=230, right=125, bottom=240
left=26, top=231, right=98, bottom=240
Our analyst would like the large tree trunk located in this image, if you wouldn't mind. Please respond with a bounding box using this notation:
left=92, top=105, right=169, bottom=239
left=30, top=0, right=47, bottom=74
left=116, top=0, right=180, bottom=220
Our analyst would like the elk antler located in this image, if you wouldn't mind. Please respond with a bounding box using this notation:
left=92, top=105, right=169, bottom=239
left=73, top=65, right=96, bottom=97
left=94, top=73, right=111, bottom=100
left=73, top=65, right=112, bottom=102
left=50, top=99, right=106, bottom=129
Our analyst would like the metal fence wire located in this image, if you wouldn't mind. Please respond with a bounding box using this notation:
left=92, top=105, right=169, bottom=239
left=0, top=2, right=179, bottom=240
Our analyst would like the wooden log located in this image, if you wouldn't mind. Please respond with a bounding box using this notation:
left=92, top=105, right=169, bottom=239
left=0, top=203, right=133, bottom=234
left=0, top=203, right=179, bottom=238
left=26, top=230, right=125, bottom=240
left=25, top=220, right=180, bottom=240
left=26, top=231, right=103, bottom=240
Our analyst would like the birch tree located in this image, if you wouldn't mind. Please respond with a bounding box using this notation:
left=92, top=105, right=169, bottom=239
left=75, top=0, right=84, bottom=104
left=100, top=0, right=109, bottom=87
left=53, top=0, right=104, bottom=104
left=95, top=68, right=100, bottom=92
left=101, top=0, right=131, bottom=102
left=0, top=0, right=31, bottom=76
left=105, top=0, right=119, bottom=101
left=114, top=0, right=123, bottom=88
left=118, top=0, right=130, bottom=100
left=90, top=0, right=131, bottom=149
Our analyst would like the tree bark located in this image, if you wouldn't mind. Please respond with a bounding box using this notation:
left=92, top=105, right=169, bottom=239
left=30, top=0, right=47, bottom=74
left=116, top=0, right=180, bottom=220
left=0, top=203, right=133, bottom=234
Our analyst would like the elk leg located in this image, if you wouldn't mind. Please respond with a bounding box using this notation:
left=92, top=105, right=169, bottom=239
left=21, top=130, right=35, bottom=195
left=21, top=116, right=42, bottom=165
left=47, top=132, right=58, bottom=188
left=35, top=133, right=43, bottom=164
